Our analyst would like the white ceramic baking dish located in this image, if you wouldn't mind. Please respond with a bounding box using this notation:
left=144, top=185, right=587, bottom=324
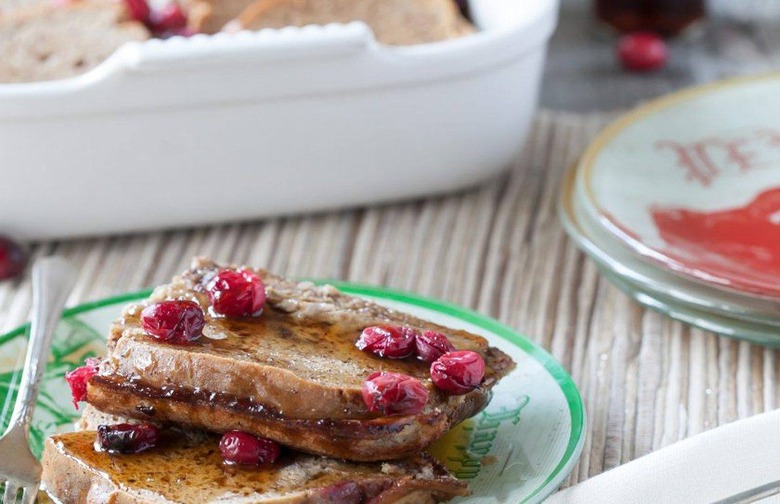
left=0, top=0, right=558, bottom=240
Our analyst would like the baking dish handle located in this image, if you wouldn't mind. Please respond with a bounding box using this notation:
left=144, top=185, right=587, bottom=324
left=122, top=22, right=374, bottom=73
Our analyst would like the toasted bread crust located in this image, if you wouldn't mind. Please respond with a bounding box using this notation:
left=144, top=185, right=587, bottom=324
left=42, top=431, right=469, bottom=503
left=87, top=372, right=488, bottom=461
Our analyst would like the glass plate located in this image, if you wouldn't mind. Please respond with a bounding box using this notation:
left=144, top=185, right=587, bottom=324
left=604, top=271, right=780, bottom=347
left=561, top=166, right=780, bottom=345
left=576, top=73, right=780, bottom=299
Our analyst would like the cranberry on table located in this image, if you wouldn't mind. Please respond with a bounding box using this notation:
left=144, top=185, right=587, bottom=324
left=415, top=330, right=456, bottom=363
left=141, top=300, right=205, bottom=344
left=0, top=236, right=27, bottom=281
left=97, top=423, right=161, bottom=454
left=617, top=32, right=669, bottom=72
left=65, top=357, right=100, bottom=408
left=430, top=350, right=485, bottom=395
left=361, top=371, right=429, bottom=416
left=219, top=431, right=281, bottom=466
left=356, top=325, right=417, bottom=359
left=207, top=269, right=266, bottom=317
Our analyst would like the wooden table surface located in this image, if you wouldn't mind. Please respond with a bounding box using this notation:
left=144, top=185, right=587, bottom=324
left=1, top=110, right=778, bottom=495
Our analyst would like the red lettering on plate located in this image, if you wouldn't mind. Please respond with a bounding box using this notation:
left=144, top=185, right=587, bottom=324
left=755, top=128, right=780, bottom=146
left=655, top=140, right=720, bottom=186
left=654, top=129, right=780, bottom=186
left=721, top=139, right=755, bottom=171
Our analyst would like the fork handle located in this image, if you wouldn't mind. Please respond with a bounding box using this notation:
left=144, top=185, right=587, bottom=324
left=6, top=257, right=76, bottom=433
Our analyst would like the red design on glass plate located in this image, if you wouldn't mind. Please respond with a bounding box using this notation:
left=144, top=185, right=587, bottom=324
left=651, top=187, right=780, bottom=296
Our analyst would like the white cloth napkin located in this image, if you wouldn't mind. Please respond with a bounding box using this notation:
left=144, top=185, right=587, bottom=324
left=547, top=409, right=780, bottom=504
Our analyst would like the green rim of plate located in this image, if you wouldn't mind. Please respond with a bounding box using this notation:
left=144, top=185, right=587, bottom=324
left=0, top=282, right=585, bottom=503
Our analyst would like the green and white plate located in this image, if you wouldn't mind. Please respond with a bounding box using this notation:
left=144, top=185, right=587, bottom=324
left=0, top=283, right=585, bottom=504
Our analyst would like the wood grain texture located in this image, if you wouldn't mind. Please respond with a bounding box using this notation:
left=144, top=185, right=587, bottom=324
left=0, top=111, right=777, bottom=490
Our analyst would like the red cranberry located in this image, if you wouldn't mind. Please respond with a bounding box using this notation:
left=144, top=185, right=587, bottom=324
left=0, top=236, right=26, bottom=281
left=96, top=423, right=160, bottom=454
left=141, top=300, right=205, bottom=344
left=617, top=32, right=668, bottom=72
left=430, top=350, right=485, bottom=395
left=356, top=325, right=417, bottom=359
left=65, top=358, right=100, bottom=409
left=150, top=2, right=187, bottom=34
left=361, top=371, right=429, bottom=416
left=124, top=0, right=150, bottom=23
left=219, top=431, right=281, bottom=466
left=207, top=269, right=266, bottom=318
left=415, top=330, right=456, bottom=363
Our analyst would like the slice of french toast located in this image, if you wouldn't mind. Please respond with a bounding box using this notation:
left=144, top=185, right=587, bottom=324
left=0, top=2, right=149, bottom=83
left=45, top=405, right=468, bottom=503
left=225, top=0, right=474, bottom=45
left=85, top=258, right=515, bottom=461
left=42, top=429, right=469, bottom=504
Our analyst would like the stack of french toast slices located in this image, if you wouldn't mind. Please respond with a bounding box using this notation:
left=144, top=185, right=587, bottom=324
left=42, top=258, right=515, bottom=503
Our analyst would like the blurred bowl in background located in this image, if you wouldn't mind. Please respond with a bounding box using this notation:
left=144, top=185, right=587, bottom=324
left=0, top=0, right=558, bottom=240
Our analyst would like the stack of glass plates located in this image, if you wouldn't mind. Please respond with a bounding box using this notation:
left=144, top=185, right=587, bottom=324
left=560, top=73, right=780, bottom=346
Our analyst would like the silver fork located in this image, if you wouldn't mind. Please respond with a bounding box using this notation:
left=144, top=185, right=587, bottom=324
left=0, top=257, right=75, bottom=504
